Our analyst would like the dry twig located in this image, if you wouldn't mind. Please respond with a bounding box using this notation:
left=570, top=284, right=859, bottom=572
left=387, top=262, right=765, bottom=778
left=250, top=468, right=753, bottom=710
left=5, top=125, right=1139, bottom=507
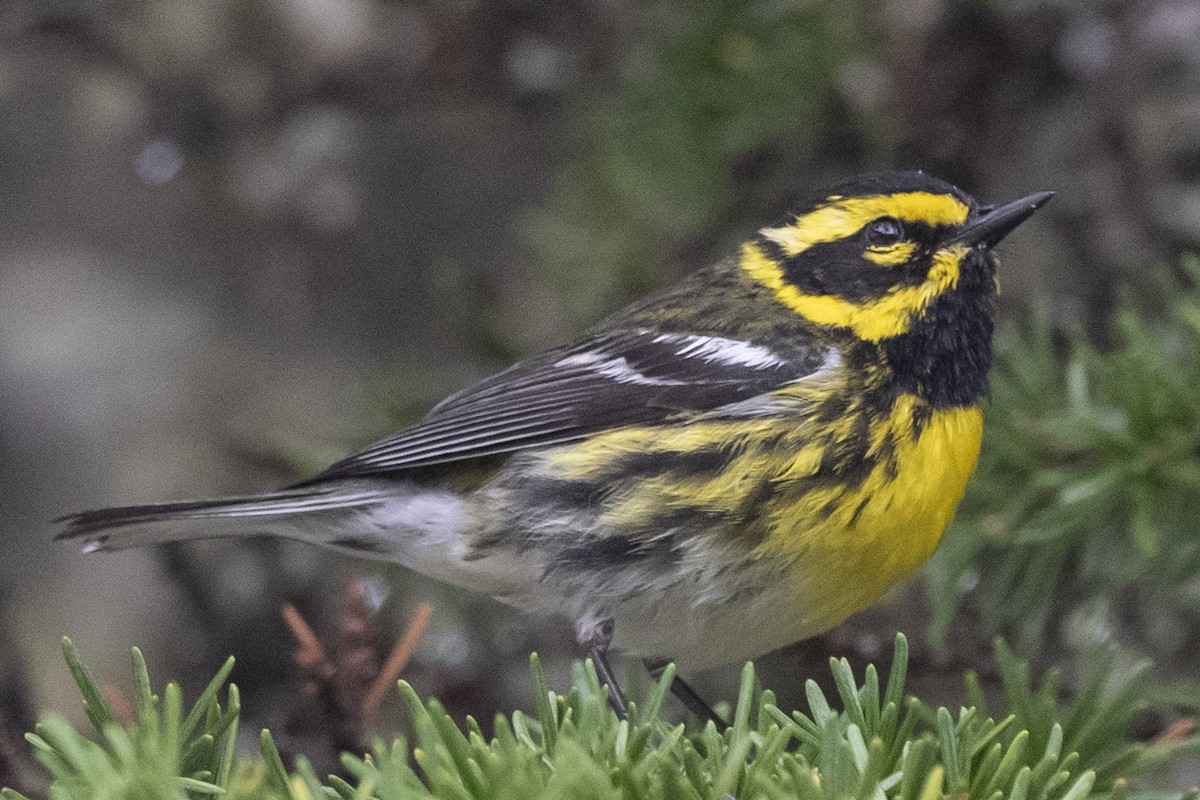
left=281, top=580, right=433, bottom=752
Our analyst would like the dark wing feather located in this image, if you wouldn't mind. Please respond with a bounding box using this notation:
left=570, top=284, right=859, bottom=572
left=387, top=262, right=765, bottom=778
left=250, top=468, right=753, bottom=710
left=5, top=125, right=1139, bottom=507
left=308, top=329, right=830, bottom=481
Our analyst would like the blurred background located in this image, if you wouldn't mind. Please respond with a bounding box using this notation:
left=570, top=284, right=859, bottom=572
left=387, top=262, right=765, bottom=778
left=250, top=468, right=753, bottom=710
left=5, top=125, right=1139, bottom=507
left=3, top=0, right=1200, bottom=789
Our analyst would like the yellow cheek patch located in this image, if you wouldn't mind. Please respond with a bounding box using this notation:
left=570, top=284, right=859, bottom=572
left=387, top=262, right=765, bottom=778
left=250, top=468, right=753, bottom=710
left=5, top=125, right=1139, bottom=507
left=740, top=243, right=967, bottom=341
left=863, top=241, right=918, bottom=266
left=761, top=192, right=969, bottom=257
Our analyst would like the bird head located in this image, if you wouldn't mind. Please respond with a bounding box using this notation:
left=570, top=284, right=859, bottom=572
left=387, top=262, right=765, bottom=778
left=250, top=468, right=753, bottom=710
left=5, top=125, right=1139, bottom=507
left=741, top=171, right=1053, bottom=343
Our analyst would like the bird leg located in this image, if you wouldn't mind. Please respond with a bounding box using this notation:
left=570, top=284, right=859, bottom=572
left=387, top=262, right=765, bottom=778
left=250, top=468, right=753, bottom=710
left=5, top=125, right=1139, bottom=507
left=647, top=661, right=729, bottom=730
left=589, top=644, right=630, bottom=719
left=582, top=619, right=629, bottom=718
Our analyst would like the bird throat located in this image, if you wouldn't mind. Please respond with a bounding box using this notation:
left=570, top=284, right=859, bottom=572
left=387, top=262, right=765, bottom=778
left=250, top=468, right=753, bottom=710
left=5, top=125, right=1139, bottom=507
left=878, top=289, right=995, bottom=409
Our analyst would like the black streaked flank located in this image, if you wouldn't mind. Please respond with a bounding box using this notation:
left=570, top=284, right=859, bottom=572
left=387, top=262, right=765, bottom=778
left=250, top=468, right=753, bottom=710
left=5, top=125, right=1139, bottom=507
left=610, top=447, right=734, bottom=482
left=546, top=532, right=682, bottom=578
left=518, top=475, right=605, bottom=510
left=643, top=504, right=735, bottom=536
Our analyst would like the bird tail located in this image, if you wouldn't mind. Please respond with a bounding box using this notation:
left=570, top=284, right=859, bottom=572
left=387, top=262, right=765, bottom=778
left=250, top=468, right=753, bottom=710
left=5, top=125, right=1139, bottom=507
left=57, top=480, right=539, bottom=596
left=56, top=484, right=396, bottom=553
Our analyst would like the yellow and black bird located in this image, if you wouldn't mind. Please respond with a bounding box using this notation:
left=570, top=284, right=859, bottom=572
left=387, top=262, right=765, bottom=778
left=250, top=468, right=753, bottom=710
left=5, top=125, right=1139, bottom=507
left=59, top=171, right=1051, bottom=718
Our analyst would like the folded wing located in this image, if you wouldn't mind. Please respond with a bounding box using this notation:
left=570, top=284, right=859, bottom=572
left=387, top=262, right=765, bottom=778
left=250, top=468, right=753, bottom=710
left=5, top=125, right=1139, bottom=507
left=307, top=329, right=831, bottom=481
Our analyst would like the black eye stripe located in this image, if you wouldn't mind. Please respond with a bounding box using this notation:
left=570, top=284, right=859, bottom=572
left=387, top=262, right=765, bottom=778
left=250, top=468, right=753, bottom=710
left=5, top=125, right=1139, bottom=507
left=764, top=218, right=964, bottom=303
left=781, top=240, right=905, bottom=300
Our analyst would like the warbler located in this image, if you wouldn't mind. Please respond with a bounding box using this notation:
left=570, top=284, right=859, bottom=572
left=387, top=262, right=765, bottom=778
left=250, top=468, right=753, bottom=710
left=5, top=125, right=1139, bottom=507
left=60, top=171, right=1051, bottom=717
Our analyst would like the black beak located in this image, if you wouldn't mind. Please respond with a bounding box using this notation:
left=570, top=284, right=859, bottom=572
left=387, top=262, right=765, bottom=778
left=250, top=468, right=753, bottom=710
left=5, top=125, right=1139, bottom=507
left=950, top=190, right=1055, bottom=248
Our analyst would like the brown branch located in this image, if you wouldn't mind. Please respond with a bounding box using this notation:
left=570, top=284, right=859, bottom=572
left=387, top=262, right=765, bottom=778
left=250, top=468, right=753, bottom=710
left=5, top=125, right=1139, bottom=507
left=282, top=587, right=434, bottom=751
left=282, top=602, right=329, bottom=671
left=363, top=601, right=434, bottom=724
left=1151, top=718, right=1196, bottom=745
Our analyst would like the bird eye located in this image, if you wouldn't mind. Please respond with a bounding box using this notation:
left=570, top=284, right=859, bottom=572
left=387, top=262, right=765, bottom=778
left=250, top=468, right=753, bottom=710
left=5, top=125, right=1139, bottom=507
left=865, top=217, right=904, bottom=246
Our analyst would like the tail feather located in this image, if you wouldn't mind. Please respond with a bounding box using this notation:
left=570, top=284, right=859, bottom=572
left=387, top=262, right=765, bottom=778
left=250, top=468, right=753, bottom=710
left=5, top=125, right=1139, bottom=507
left=57, top=481, right=534, bottom=596
left=56, top=485, right=389, bottom=553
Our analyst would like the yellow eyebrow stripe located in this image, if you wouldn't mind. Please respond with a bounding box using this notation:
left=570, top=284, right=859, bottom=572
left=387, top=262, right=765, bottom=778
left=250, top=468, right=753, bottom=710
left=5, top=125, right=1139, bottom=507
left=760, top=191, right=969, bottom=256
left=740, top=242, right=966, bottom=341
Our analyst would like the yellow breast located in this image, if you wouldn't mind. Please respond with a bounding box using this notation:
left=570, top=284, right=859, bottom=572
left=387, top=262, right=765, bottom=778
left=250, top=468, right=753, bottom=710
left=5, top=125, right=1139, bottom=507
left=768, top=396, right=983, bottom=632
left=523, top=388, right=981, bottom=644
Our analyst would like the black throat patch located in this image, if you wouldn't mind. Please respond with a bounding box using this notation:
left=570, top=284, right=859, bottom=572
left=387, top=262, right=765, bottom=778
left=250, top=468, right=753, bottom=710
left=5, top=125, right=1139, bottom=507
left=880, top=287, right=995, bottom=408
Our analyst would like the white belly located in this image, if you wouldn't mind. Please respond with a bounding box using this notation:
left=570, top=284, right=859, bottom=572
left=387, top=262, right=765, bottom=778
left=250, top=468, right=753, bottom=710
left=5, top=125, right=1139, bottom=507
left=605, top=567, right=825, bottom=671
